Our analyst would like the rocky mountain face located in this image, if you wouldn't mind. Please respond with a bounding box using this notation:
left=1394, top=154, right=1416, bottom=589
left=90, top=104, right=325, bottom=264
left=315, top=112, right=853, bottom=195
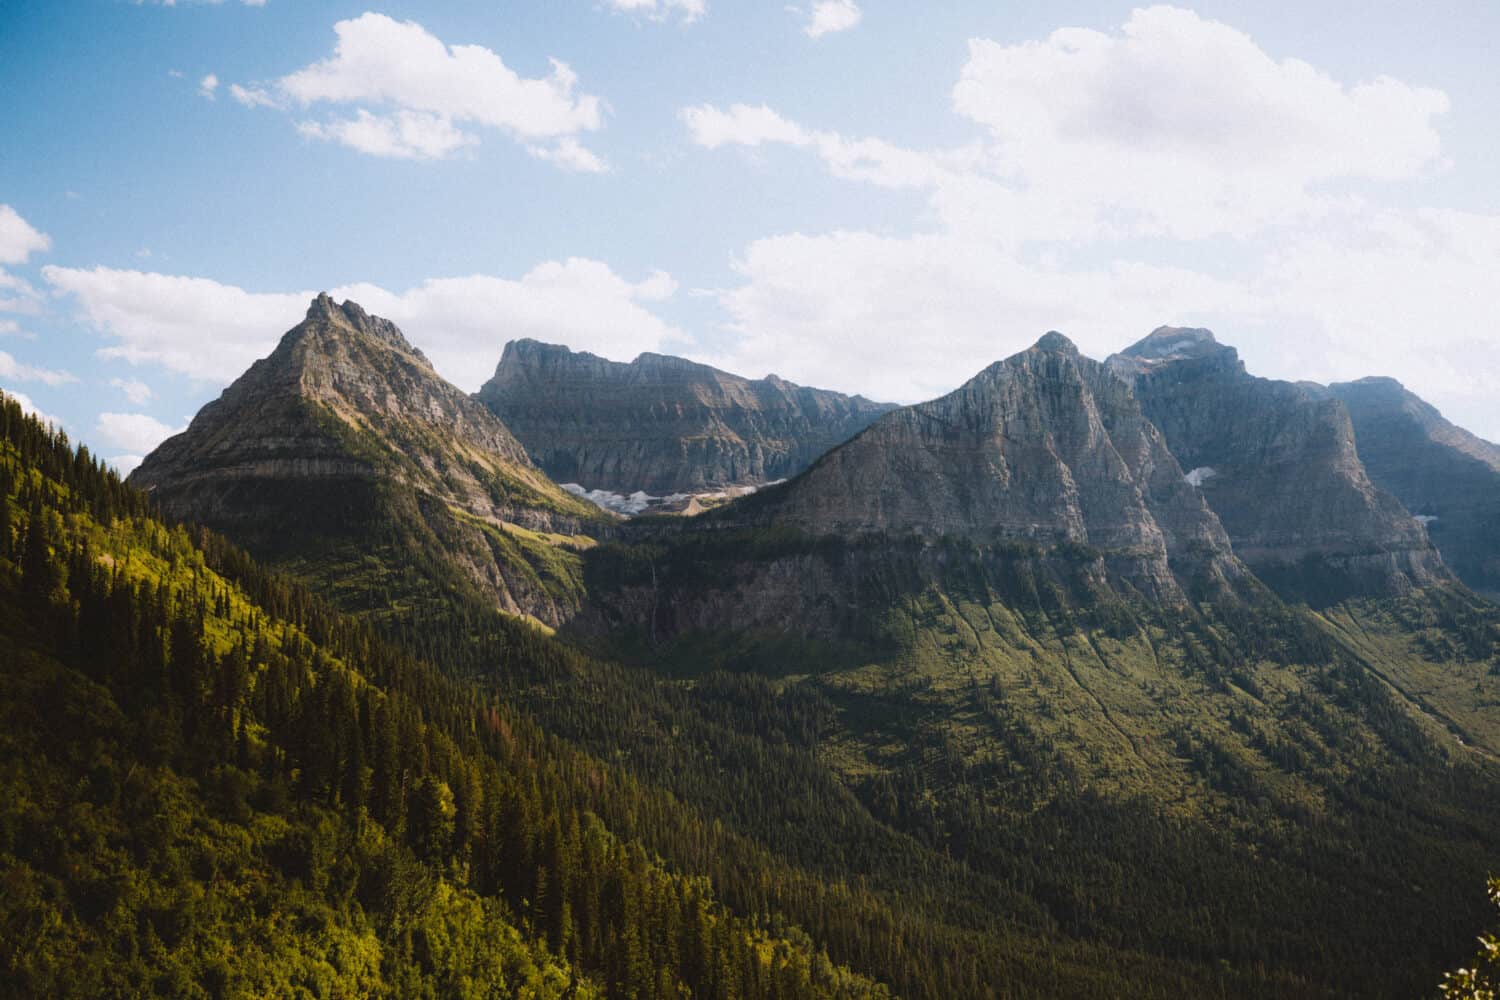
left=1109, top=327, right=1449, bottom=604
left=476, top=339, right=896, bottom=495
left=748, top=333, right=1245, bottom=602
left=131, top=295, right=604, bottom=624
left=1323, top=377, right=1500, bottom=595
left=577, top=334, right=1252, bottom=647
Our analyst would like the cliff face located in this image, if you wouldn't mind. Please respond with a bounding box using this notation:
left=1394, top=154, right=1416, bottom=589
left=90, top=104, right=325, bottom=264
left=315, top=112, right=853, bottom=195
left=130, top=295, right=604, bottom=624
left=1109, top=328, right=1449, bottom=604
left=476, top=339, right=896, bottom=494
left=726, top=333, right=1246, bottom=605
left=1325, top=377, right=1500, bottom=595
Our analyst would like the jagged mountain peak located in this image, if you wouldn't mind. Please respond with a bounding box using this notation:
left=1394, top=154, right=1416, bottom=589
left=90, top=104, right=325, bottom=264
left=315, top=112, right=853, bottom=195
left=300, top=293, right=428, bottom=361
left=1111, top=328, right=1449, bottom=603
left=130, top=304, right=601, bottom=624
left=478, top=340, right=897, bottom=494
left=733, top=339, right=1246, bottom=605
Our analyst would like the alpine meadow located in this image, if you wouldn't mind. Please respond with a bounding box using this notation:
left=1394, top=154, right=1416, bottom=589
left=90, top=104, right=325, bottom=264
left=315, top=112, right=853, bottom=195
left=4, top=3, right=1500, bottom=998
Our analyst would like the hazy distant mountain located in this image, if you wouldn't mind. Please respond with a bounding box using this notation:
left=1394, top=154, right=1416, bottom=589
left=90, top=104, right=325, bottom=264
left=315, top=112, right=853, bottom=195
left=1109, top=327, right=1449, bottom=604
left=1323, top=376, right=1500, bottom=595
left=131, top=295, right=604, bottom=623
left=476, top=339, right=896, bottom=495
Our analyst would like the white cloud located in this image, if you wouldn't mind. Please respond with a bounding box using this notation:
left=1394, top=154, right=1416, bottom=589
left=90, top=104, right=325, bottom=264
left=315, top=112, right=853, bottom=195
left=709, top=229, right=1254, bottom=403
left=229, top=83, right=277, bottom=108
left=44, top=261, right=686, bottom=392
left=691, top=7, right=1449, bottom=243
left=0, top=350, right=76, bottom=387
left=600, top=0, right=704, bottom=23
left=681, top=104, right=810, bottom=149
left=682, top=7, right=1500, bottom=440
left=804, top=1, right=861, bottom=38
left=236, top=13, right=605, bottom=168
left=331, top=262, right=688, bottom=390
left=95, top=412, right=184, bottom=460
left=0, top=205, right=50, bottom=265
left=108, top=455, right=145, bottom=476
left=0, top=319, right=27, bottom=338
left=110, top=377, right=155, bottom=406
left=2, top=389, right=62, bottom=428
left=44, top=267, right=310, bottom=382
left=297, top=109, right=477, bottom=160
left=527, top=136, right=609, bottom=173
left=198, top=73, right=219, bottom=99
left=949, top=6, right=1448, bottom=241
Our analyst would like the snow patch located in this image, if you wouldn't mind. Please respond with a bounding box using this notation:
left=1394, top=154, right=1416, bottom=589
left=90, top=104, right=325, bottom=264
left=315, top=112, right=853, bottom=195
left=562, top=480, right=783, bottom=518
left=1185, top=467, right=1217, bottom=487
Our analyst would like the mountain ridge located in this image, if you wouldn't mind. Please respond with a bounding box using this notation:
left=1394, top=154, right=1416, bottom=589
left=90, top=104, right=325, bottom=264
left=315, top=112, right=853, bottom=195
left=1107, top=326, right=1450, bottom=605
left=477, top=337, right=897, bottom=494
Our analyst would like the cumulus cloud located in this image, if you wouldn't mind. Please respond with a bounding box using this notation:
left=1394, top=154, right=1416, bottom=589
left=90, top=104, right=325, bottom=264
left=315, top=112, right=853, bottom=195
left=949, top=6, right=1448, bottom=240
left=0, top=206, right=51, bottom=317
left=95, top=412, right=184, bottom=457
left=690, top=7, right=1449, bottom=243
left=0, top=351, right=76, bottom=387
left=804, top=1, right=861, bottom=38
left=198, top=73, right=219, bottom=99
left=44, top=261, right=686, bottom=392
left=297, top=109, right=477, bottom=160
left=708, top=230, right=1255, bottom=403
left=680, top=6, right=1500, bottom=439
left=0, top=205, right=51, bottom=264
left=233, top=13, right=605, bottom=166
left=109, top=377, right=155, bottom=406
left=600, top=0, right=704, bottom=24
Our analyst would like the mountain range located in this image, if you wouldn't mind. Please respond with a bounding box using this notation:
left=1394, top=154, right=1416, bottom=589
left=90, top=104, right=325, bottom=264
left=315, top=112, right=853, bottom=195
left=14, top=295, right=1500, bottom=997
left=477, top=338, right=895, bottom=495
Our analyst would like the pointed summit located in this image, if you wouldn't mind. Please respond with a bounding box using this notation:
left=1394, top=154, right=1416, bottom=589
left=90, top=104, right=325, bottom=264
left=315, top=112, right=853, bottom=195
left=131, top=304, right=602, bottom=624
left=1033, top=331, right=1078, bottom=354
left=301, top=293, right=428, bottom=362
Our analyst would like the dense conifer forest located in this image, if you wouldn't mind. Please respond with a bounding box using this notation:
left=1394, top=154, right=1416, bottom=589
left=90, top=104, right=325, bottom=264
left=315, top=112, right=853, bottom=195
left=5, top=393, right=1500, bottom=997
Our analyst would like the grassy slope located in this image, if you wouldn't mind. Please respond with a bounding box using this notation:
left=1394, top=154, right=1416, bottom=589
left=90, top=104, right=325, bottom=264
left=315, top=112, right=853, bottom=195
left=567, top=527, right=1500, bottom=996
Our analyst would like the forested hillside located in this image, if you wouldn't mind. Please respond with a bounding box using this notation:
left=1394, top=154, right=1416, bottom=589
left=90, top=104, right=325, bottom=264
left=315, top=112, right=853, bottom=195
left=0, top=396, right=883, bottom=999
left=8, top=385, right=1500, bottom=998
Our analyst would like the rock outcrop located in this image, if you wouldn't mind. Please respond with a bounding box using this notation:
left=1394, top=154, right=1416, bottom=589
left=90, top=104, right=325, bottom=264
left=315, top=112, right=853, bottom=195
left=476, top=340, right=896, bottom=494
left=1109, top=327, right=1449, bottom=603
left=131, top=295, right=605, bottom=624
left=734, top=332, right=1246, bottom=604
left=1323, top=377, right=1500, bottom=595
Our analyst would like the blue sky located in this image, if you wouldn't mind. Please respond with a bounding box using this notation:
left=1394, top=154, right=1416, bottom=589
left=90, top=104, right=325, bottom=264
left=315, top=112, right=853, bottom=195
left=2, top=0, right=1498, bottom=471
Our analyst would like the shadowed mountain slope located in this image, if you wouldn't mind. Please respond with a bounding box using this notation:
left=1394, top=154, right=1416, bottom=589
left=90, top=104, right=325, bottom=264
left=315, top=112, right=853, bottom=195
left=1108, top=327, right=1449, bottom=605
left=1324, top=376, right=1500, bottom=596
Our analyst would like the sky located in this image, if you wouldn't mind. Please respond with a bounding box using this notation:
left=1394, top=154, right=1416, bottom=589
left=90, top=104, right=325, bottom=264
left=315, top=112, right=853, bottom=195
left=2, top=0, right=1498, bottom=473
